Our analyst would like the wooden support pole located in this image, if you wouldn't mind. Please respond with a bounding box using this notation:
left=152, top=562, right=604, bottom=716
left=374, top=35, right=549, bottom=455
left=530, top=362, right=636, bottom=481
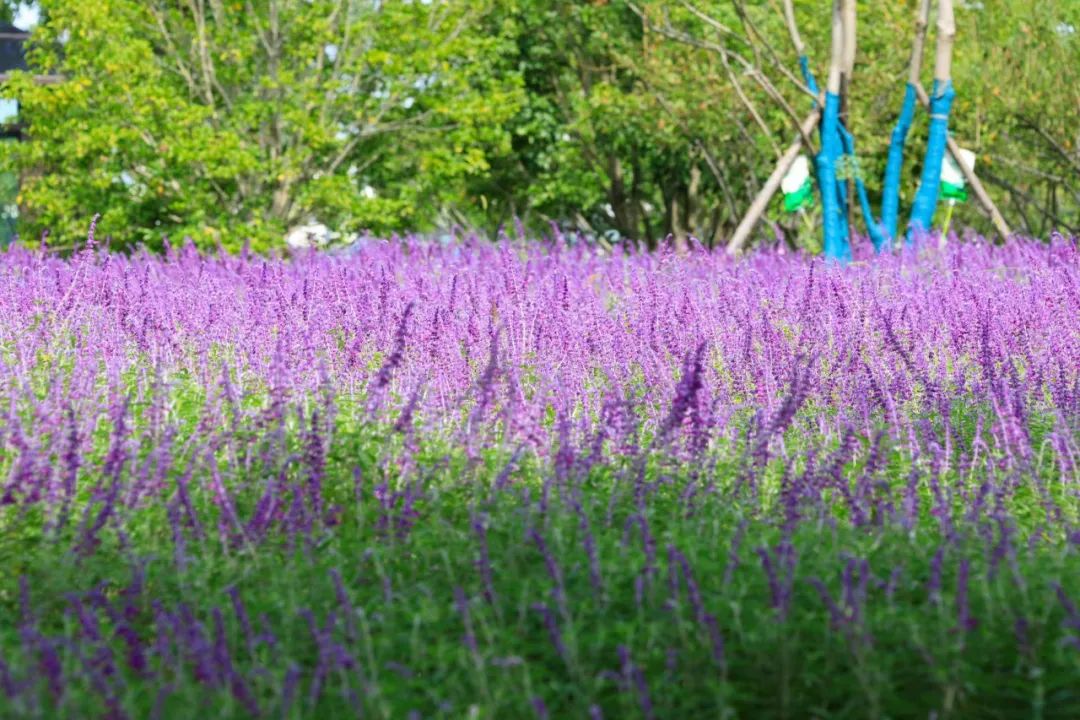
left=726, top=109, right=822, bottom=255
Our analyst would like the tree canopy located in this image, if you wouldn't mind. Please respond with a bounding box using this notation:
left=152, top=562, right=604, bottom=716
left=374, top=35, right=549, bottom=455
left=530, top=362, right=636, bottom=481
left=2, top=0, right=1078, bottom=251
left=3, top=0, right=522, bottom=250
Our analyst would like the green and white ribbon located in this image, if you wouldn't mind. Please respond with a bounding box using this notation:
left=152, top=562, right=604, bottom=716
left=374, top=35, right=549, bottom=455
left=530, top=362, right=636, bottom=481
left=781, top=155, right=814, bottom=213
left=940, top=147, right=975, bottom=204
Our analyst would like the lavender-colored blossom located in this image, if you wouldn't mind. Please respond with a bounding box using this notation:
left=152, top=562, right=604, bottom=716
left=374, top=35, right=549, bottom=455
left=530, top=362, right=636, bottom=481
left=955, top=557, right=978, bottom=633
left=0, top=231, right=1076, bottom=717
left=471, top=513, right=499, bottom=605
left=530, top=603, right=568, bottom=664
left=529, top=528, right=568, bottom=617
left=617, top=645, right=655, bottom=720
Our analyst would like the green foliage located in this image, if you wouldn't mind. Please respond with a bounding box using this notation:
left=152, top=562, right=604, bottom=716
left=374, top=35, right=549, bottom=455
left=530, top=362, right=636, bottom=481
left=0, top=2, right=16, bottom=25
left=2, top=380, right=1080, bottom=718
left=478, top=0, right=759, bottom=247
left=1, top=0, right=523, bottom=251
left=475, top=0, right=1080, bottom=247
left=1, top=1, right=1077, bottom=250
left=946, top=1, right=1080, bottom=237
left=626, top=0, right=1080, bottom=245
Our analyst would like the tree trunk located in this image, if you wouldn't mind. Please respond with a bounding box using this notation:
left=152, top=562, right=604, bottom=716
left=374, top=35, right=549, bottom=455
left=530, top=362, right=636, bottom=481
left=881, top=0, right=931, bottom=244
left=817, top=0, right=851, bottom=261
left=607, top=155, right=639, bottom=243
left=907, top=0, right=957, bottom=240
left=840, top=0, right=857, bottom=240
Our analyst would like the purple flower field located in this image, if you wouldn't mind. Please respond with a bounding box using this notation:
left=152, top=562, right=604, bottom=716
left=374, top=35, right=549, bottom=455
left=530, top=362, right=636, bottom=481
left=0, top=232, right=1078, bottom=718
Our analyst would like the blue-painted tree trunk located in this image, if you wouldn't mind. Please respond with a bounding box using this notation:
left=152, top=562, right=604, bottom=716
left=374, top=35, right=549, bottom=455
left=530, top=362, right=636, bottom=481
left=907, top=79, right=956, bottom=243
left=800, top=57, right=857, bottom=260
left=881, top=83, right=918, bottom=245
left=817, top=92, right=851, bottom=263
left=838, top=124, right=887, bottom=252
left=798, top=55, right=820, bottom=99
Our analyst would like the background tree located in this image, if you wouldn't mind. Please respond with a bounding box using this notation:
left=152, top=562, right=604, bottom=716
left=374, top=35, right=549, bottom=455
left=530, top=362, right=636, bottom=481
left=621, top=0, right=1078, bottom=248
left=1, top=0, right=1077, bottom=252
left=474, top=0, right=794, bottom=249
left=2, top=0, right=522, bottom=251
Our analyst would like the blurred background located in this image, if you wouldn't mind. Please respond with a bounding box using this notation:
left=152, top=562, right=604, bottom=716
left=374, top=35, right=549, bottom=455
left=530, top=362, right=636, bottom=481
left=0, top=1, right=1076, bottom=252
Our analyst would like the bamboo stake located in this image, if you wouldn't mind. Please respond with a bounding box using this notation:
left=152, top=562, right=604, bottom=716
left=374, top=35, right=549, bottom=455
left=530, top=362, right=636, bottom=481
left=726, top=109, right=822, bottom=255
left=914, top=82, right=1012, bottom=241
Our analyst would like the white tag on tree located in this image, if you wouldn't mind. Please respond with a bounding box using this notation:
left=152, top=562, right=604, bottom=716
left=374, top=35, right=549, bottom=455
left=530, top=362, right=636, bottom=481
left=781, top=155, right=811, bottom=195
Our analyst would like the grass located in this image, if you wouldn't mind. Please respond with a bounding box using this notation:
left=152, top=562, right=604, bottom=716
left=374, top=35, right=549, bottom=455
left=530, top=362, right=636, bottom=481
left=0, top=385, right=1078, bottom=719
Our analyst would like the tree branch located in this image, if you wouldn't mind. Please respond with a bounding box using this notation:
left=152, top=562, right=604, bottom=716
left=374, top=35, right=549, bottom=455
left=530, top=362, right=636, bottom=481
left=630, top=2, right=787, bottom=157
left=684, top=0, right=817, bottom=101
left=1014, top=114, right=1080, bottom=178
